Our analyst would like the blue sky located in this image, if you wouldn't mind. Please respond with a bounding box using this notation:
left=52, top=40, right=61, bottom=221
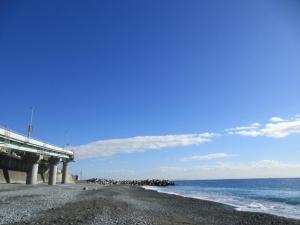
left=1, top=0, right=300, bottom=179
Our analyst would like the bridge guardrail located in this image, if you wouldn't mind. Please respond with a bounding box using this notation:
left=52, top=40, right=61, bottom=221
left=0, top=126, right=74, bottom=157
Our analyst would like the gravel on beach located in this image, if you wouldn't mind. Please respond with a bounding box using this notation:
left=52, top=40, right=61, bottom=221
left=1, top=183, right=300, bottom=225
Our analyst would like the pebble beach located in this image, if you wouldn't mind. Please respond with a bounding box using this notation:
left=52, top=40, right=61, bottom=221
left=1, top=183, right=300, bottom=225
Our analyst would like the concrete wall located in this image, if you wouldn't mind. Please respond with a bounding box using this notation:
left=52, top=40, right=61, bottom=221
left=0, top=169, right=76, bottom=184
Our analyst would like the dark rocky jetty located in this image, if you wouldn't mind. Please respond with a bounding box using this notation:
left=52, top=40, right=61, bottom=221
left=86, top=178, right=175, bottom=186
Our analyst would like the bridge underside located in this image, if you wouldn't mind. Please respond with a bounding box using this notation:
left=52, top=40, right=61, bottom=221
left=0, top=129, right=74, bottom=185
left=0, top=153, right=74, bottom=184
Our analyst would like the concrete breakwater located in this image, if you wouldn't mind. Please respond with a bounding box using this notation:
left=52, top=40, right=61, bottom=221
left=86, top=178, right=175, bottom=186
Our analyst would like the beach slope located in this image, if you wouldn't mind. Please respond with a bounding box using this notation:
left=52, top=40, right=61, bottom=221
left=1, top=184, right=300, bottom=225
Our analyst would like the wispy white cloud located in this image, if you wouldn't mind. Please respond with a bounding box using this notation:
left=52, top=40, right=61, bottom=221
left=157, top=160, right=300, bottom=180
left=73, top=133, right=215, bottom=159
left=269, top=117, right=285, bottom=123
left=72, top=114, right=300, bottom=161
left=180, top=153, right=236, bottom=162
left=226, top=123, right=261, bottom=133
left=226, top=116, right=300, bottom=138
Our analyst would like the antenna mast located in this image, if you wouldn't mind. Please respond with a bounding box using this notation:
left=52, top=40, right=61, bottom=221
left=27, top=107, right=34, bottom=138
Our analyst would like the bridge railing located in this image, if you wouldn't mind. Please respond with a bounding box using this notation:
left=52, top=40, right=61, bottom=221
left=0, top=126, right=74, bottom=157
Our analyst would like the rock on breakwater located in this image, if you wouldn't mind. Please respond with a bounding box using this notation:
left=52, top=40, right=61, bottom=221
left=86, top=178, right=175, bottom=186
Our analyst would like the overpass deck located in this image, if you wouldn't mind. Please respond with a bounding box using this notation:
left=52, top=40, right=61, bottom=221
left=0, top=127, right=74, bottom=160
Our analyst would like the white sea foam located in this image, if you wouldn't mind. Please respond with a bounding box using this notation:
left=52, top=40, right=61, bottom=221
left=141, top=185, right=300, bottom=220
left=141, top=186, right=182, bottom=197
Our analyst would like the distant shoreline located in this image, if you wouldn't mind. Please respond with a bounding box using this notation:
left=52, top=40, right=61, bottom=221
left=171, top=177, right=300, bottom=182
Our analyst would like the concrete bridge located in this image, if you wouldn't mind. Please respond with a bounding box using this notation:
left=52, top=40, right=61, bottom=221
left=0, top=127, right=74, bottom=185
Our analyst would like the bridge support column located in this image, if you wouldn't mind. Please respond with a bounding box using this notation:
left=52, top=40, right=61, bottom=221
left=26, top=163, right=39, bottom=185
left=25, top=155, right=40, bottom=185
left=3, top=169, right=11, bottom=184
left=62, top=161, right=69, bottom=184
left=48, top=157, right=60, bottom=185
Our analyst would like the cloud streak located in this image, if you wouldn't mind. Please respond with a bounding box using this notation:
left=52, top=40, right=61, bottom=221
left=72, top=114, right=300, bottom=160
left=226, top=116, right=300, bottom=138
left=158, top=160, right=300, bottom=179
left=73, top=133, right=215, bottom=159
left=180, top=153, right=235, bottom=162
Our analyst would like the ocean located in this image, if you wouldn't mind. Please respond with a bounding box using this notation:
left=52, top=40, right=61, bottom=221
left=143, top=178, right=300, bottom=219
